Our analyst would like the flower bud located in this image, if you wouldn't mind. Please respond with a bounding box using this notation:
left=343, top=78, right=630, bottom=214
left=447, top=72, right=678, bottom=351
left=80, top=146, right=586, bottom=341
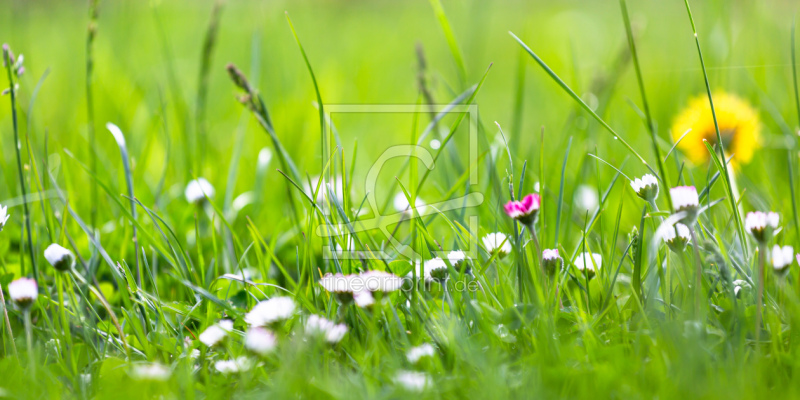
left=745, top=211, right=779, bottom=244
left=574, top=252, right=601, bottom=279
left=542, top=249, right=562, bottom=276
left=8, top=278, right=37, bottom=309
left=663, top=223, right=691, bottom=253
left=504, top=194, right=540, bottom=226
left=771, top=245, right=793, bottom=278
left=482, top=232, right=511, bottom=258
left=44, top=243, right=74, bottom=272
left=631, top=174, right=659, bottom=202
left=670, top=186, right=700, bottom=224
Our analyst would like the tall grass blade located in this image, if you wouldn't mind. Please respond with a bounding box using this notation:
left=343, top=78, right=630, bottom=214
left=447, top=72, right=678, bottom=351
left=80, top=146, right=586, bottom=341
left=106, top=123, right=141, bottom=285
left=195, top=0, right=225, bottom=172
left=509, top=31, right=653, bottom=171
left=619, top=0, right=673, bottom=211
left=681, top=0, right=748, bottom=257
left=86, top=0, right=99, bottom=231
left=3, top=45, right=38, bottom=283
left=554, top=137, right=572, bottom=248
left=428, top=0, right=467, bottom=87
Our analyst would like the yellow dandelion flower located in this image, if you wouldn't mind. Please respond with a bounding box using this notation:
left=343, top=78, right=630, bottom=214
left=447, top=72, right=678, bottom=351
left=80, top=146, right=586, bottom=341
left=671, top=92, right=760, bottom=166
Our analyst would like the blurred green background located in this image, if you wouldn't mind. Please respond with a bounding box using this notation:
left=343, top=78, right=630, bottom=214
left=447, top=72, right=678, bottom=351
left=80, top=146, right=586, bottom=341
left=1, top=0, right=799, bottom=250
left=3, top=1, right=800, bottom=398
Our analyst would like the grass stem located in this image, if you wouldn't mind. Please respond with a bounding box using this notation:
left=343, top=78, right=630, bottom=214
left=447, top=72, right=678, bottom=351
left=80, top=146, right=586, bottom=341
left=86, top=0, right=99, bottom=232
left=0, top=285, right=17, bottom=357
left=3, top=45, right=38, bottom=284
left=681, top=0, right=748, bottom=258
left=23, top=308, right=34, bottom=376
left=755, top=246, right=765, bottom=353
left=619, top=0, right=674, bottom=211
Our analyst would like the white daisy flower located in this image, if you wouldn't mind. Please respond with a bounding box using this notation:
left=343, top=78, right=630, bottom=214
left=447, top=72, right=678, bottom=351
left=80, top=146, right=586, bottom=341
left=482, top=232, right=511, bottom=257
left=8, top=277, right=37, bottom=308
left=214, top=357, right=253, bottom=374
left=542, top=248, right=562, bottom=275
left=319, top=273, right=361, bottom=304
left=543, top=249, right=559, bottom=260
left=662, top=223, right=691, bottom=253
left=79, top=373, right=91, bottom=388
left=359, top=270, right=404, bottom=293
left=393, top=192, right=427, bottom=215
left=44, top=243, right=74, bottom=272
left=306, top=315, right=348, bottom=344
left=630, top=174, right=659, bottom=201
left=353, top=290, right=375, bottom=308
left=257, top=147, right=272, bottom=169
left=394, top=370, right=430, bottom=392
left=0, top=204, right=9, bottom=232
left=772, top=245, right=794, bottom=276
left=733, top=279, right=751, bottom=298
left=574, top=252, right=601, bottom=278
left=446, top=250, right=468, bottom=271
left=406, top=343, right=435, bottom=363
left=333, top=236, right=356, bottom=257
left=319, top=273, right=354, bottom=293
left=447, top=250, right=466, bottom=264
left=670, top=186, right=700, bottom=223
left=245, top=327, right=277, bottom=356
left=306, top=174, right=344, bottom=205
left=129, top=363, right=171, bottom=381
left=745, top=211, right=780, bottom=243
left=574, top=184, right=599, bottom=213
left=420, top=258, right=448, bottom=282
left=244, top=297, right=295, bottom=326
left=199, top=320, right=233, bottom=347
left=185, top=178, right=215, bottom=204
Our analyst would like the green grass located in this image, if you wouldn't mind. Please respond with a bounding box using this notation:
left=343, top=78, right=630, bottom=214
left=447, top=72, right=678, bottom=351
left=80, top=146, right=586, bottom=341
left=2, top=0, right=800, bottom=398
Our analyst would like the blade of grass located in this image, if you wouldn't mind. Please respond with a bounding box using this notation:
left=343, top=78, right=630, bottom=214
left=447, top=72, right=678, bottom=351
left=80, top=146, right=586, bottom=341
left=285, top=12, right=328, bottom=188
left=416, top=64, right=492, bottom=194
left=428, top=0, right=467, bottom=87
left=3, top=45, right=38, bottom=284
left=195, top=0, right=225, bottom=171
left=682, top=0, right=748, bottom=257
left=588, top=153, right=631, bottom=182
left=619, top=0, right=673, bottom=211
left=554, top=137, right=572, bottom=248
left=790, top=20, right=800, bottom=241
left=792, top=19, right=800, bottom=128
left=663, top=129, right=692, bottom=163
left=509, top=32, right=653, bottom=173
left=86, top=0, right=99, bottom=231
left=25, top=69, right=56, bottom=243
left=632, top=206, right=647, bottom=302
left=106, top=123, right=141, bottom=286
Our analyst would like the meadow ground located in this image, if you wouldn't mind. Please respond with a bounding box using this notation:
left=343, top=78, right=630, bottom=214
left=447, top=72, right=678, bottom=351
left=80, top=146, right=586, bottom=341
left=2, top=0, right=800, bottom=398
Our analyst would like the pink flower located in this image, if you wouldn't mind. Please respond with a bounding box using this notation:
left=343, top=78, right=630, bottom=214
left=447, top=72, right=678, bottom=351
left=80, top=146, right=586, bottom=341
left=542, top=249, right=559, bottom=260
left=504, top=194, right=540, bottom=225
